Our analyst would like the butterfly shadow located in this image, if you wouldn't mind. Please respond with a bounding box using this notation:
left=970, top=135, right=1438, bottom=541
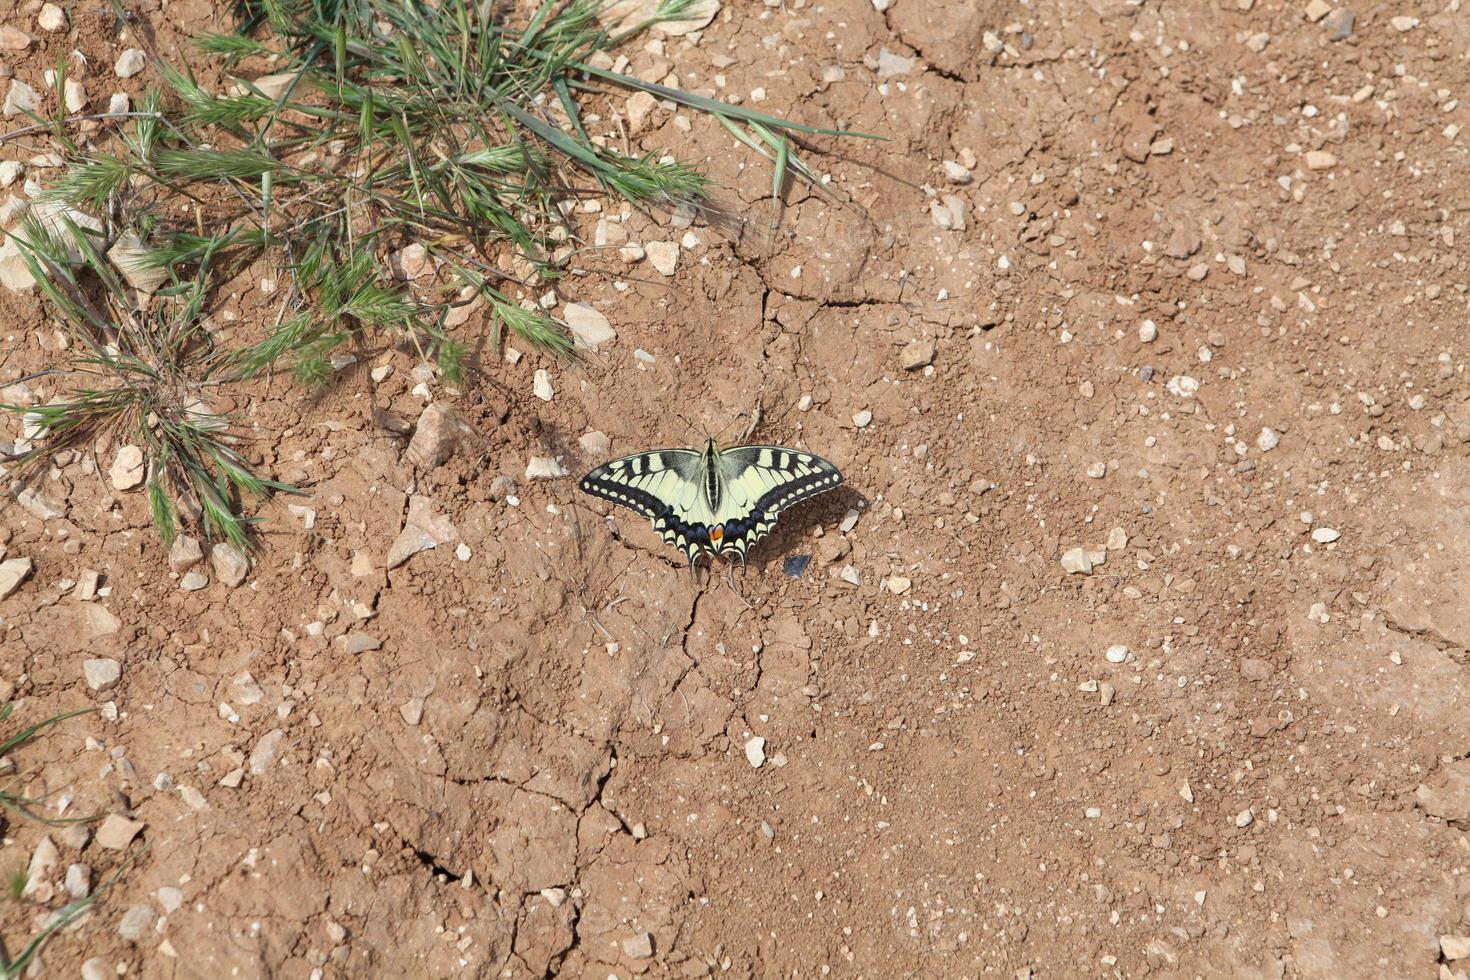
left=747, top=484, right=868, bottom=576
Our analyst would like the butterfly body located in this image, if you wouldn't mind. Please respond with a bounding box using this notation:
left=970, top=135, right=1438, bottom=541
left=580, top=439, right=843, bottom=569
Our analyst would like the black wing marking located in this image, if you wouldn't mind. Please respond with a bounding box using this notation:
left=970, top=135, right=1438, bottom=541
left=578, top=449, right=700, bottom=520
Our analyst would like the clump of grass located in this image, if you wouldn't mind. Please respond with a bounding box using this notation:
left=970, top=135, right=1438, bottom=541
left=40, top=0, right=873, bottom=380
left=0, top=215, right=296, bottom=549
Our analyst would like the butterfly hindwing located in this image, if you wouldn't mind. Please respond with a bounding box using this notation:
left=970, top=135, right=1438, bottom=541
left=580, top=442, right=843, bottom=569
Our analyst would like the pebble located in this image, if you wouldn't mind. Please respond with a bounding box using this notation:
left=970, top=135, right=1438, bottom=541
left=942, top=160, right=972, bottom=183
left=180, top=570, right=209, bottom=592
left=645, top=240, right=679, bottom=276
left=929, top=195, right=967, bottom=230
left=1235, top=808, right=1254, bottom=828
left=168, top=535, right=203, bottom=573
left=1180, top=781, right=1194, bottom=803
left=1138, top=320, right=1157, bottom=343
left=1311, top=527, right=1340, bottom=544
left=407, top=402, right=462, bottom=468
left=852, top=409, right=872, bottom=428
left=839, top=564, right=861, bottom=586
left=840, top=509, right=860, bottom=533
left=1323, top=8, right=1355, bottom=39
left=64, top=863, right=90, bottom=899
left=1100, top=682, right=1116, bottom=706
left=37, top=3, right=65, bottom=31
left=2, top=79, right=39, bottom=117
left=157, top=886, right=183, bottom=913
left=1303, top=150, right=1337, bottom=170
left=874, top=47, right=917, bottom=78
left=1256, top=428, right=1280, bottom=452
left=107, top=446, right=146, bottom=487
left=84, top=658, right=121, bottom=691
left=563, top=302, right=615, bottom=350
left=1390, top=15, right=1418, bottom=31
left=342, top=632, right=381, bottom=654
left=81, top=959, right=111, bottom=980
left=744, top=736, right=766, bottom=768
left=1106, top=527, right=1128, bottom=551
left=1086, top=462, right=1106, bottom=479
left=899, top=338, right=935, bottom=370
left=399, top=698, right=425, bottom=726
left=114, top=49, right=147, bottom=78
left=1443, top=936, right=1470, bottom=961
left=540, top=887, right=566, bottom=908
left=1304, top=0, right=1330, bottom=20
left=1105, top=644, right=1130, bottom=664
left=95, top=814, right=144, bottom=850
left=390, top=243, right=429, bottom=279
left=386, top=495, right=458, bottom=567
left=886, top=575, right=912, bottom=595
left=0, top=27, right=31, bottom=51
left=24, top=835, right=57, bottom=898
left=579, top=431, right=611, bottom=457
left=532, top=369, right=553, bottom=402
left=1166, top=375, right=1199, bottom=398
left=117, top=903, right=155, bottom=941
left=455, top=543, right=471, bottom=562
left=232, top=672, right=263, bottom=706
left=525, top=456, right=568, bottom=480
left=211, top=542, right=249, bottom=588
left=1061, top=547, right=1093, bottom=575
left=622, top=932, right=655, bottom=960
left=0, top=556, right=32, bottom=599
left=248, top=728, right=286, bottom=773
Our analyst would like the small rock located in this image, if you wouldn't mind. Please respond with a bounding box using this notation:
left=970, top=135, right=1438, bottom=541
left=0, top=557, right=33, bottom=599
left=852, top=409, right=873, bottom=428
left=385, top=495, right=458, bottom=567
left=942, top=160, right=972, bottom=183
left=455, top=543, right=471, bottom=562
left=0, top=26, right=32, bottom=50
left=1303, top=150, right=1337, bottom=170
left=84, top=658, right=121, bottom=691
left=745, top=736, right=766, bottom=768
left=407, top=402, right=462, bottom=468
left=625, top=90, right=658, bottom=134
left=95, top=814, right=144, bottom=850
left=645, top=240, right=679, bottom=276
left=1086, top=462, right=1107, bottom=479
left=929, top=194, right=967, bottom=231
left=622, top=931, right=655, bottom=960
left=1323, top=8, right=1355, bottom=39
left=1256, top=428, right=1280, bottom=452
left=1390, top=15, right=1418, bottom=31
left=579, top=430, right=611, bottom=457
left=180, top=569, right=208, bottom=591
left=1100, top=682, right=1116, bottom=706
left=81, top=959, right=111, bottom=980
left=488, top=475, right=518, bottom=501
left=1105, top=644, right=1130, bottom=664
left=231, top=671, right=264, bottom=706
left=839, top=564, right=861, bottom=586
left=1311, top=527, right=1340, bottom=544
left=1106, top=527, right=1128, bottom=551
left=1180, top=781, right=1195, bottom=803
left=886, top=575, right=912, bottom=595
left=1413, top=759, right=1470, bottom=822
left=248, top=728, right=286, bottom=773
left=874, top=47, right=917, bottom=78
left=118, top=903, right=155, bottom=941
left=564, top=302, right=615, bottom=349
left=75, top=569, right=101, bottom=601
left=3, top=79, right=40, bottom=117
left=64, top=862, right=90, bottom=899
left=525, top=456, right=568, bottom=480
left=168, top=535, right=203, bottom=572
left=1442, top=936, right=1470, bottom=962
left=1061, top=548, right=1092, bottom=575
left=390, top=243, right=430, bottom=279
left=899, top=338, right=935, bottom=370
left=1138, top=320, right=1158, bottom=343
left=782, top=554, right=811, bottom=578
left=540, top=887, right=566, bottom=907
left=1304, top=0, right=1331, bottom=21
left=400, top=697, right=425, bottom=726
left=37, top=3, right=66, bottom=31
left=533, top=369, right=554, bottom=401
left=341, top=632, right=381, bottom=654
left=114, top=49, right=147, bottom=79
left=24, top=835, right=57, bottom=898
left=211, top=542, right=249, bottom=588
left=218, top=768, right=244, bottom=788
left=157, top=886, right=183, bottom=913
left=1166, top=375, right=1199, bottom=398
left=1235, top=808, right=1254, bottom=828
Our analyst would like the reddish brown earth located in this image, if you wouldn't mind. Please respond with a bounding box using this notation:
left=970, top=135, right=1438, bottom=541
left=4, top=0, right=1470, bottom=977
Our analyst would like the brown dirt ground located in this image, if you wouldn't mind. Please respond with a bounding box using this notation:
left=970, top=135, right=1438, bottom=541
left=4, top=0, right=1470, bottom=976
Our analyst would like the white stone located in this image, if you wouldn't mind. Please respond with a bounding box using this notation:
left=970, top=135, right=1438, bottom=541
left=114, top=49, right=147, bottom=79
left=1166, top=375, right=1199, bottom=397
left=525, top=456, right=568, bottom=480
left=1138, top=320, right=1158, bottom=342
left=533, top=369, right=553, bottom=401
left=645, top=240, right=679, bottom=276
left=1061, top=548, right=1092, bottom=575
left=1105, top=644, right=1130, bottom=664
left=852, top=409, right=873, bottom=428
left=1311, top=527, right=1340, bottom=544
left=83, top=658, right=121, bottom=691
left=109, top=445, right=146, bottom=490
left=564, top=302, right=615, bottom=349
left=1256, top=427, right=1280, bottom=452
left=2, top=79, right=39, bottom=117
left=744, top=736, right=766, bottom=768
left=37, top=3, right=66, bottom=31
left=0, top=557, right=33, bottom=598
left=211, top=542, right=249, bottom=588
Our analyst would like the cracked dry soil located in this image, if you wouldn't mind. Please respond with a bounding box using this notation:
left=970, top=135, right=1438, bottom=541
left=5, top=0, right=1470, bottom=977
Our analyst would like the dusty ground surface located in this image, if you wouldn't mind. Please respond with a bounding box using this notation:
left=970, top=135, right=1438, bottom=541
left=3, top=0, right=1470, bottom=976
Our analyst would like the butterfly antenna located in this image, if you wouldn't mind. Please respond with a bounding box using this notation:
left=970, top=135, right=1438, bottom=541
left=711, top=411, right=748, bottom=445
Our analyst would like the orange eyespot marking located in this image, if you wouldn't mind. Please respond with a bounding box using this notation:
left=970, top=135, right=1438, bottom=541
left=710, top=525, right=724, bottom=543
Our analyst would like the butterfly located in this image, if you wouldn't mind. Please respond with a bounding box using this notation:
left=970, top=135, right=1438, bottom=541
left=580, top=439, right=844, bottom=571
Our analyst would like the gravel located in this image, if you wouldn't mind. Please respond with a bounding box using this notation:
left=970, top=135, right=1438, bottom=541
left=83, top=658, right=121, bottom=691
left=744, top=736, right=766, bottom=768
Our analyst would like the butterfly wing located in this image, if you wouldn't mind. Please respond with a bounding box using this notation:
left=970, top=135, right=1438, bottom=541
left=579, top=450, right=715, bottom=565
left=712, top=445, right=844, bottom=565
